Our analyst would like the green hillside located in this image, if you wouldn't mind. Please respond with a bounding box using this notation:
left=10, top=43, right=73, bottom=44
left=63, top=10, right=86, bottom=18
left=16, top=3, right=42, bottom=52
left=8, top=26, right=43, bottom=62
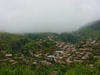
left=0, top=20, right=100, bottom=75
left=51, top=20, right=100, bottom=43
left=77, top=20, right=100, bottom=38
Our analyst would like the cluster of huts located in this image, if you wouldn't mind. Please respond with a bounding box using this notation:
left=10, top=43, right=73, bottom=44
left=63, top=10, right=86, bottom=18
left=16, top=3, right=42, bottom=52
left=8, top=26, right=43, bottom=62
left=0, top=51, right=31, bottom=65
left=0, top=39, right=100, bottom=65
left=46, top=41, right=93, bottom=64
left=83, top=39, right=100, bottom=47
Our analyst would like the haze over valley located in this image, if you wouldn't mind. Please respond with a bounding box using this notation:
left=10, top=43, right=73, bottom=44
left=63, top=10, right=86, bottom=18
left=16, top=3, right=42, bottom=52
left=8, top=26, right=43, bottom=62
left=0, top=0, right=100, bottom=33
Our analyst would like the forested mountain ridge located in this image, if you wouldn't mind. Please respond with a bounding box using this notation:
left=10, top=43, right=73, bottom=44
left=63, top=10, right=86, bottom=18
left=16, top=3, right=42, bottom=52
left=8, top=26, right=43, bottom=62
left=77, top=20, right=100, bottom=38
left=54, top=20, right=100, bottom=43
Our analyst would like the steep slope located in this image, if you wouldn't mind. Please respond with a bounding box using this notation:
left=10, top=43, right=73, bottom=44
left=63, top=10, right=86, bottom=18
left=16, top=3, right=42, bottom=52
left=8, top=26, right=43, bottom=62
left=77, top=20, right=100, bottom=38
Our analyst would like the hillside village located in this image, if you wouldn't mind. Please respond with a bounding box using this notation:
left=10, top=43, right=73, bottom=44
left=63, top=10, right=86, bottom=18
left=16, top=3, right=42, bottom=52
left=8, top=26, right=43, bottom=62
left=0, top=36, right=100, bottom=66
left=45, top=41, right=92, bottom=64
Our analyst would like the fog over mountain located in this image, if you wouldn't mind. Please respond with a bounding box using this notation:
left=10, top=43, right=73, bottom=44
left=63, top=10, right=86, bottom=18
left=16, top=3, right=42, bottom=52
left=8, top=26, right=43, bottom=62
left=0, top=0, right=100, bottom=33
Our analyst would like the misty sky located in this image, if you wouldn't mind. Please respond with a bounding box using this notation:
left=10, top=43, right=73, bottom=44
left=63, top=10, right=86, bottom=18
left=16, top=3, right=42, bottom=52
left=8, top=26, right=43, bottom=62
left=0, top=0, right=100, bottom=33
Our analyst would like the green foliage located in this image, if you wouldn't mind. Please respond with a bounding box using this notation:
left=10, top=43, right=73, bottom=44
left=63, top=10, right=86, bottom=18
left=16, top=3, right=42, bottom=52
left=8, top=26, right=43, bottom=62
left=0, top=64, right=35, bottom=75
left=0, top=62, right=100, bottom=75
left=66, top=64, right=98, bottom=75
left=0, top=64, right=67, bottom=75
left=24, top=33, right=48, bottom=40
left=77, top=20, right=100, bottom=38
left=53, top=33, right=79, bottom=44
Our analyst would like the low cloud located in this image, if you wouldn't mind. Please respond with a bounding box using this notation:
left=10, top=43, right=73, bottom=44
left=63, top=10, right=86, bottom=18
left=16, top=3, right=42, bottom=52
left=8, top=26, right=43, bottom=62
left=0, top=0, right=100, bottom=33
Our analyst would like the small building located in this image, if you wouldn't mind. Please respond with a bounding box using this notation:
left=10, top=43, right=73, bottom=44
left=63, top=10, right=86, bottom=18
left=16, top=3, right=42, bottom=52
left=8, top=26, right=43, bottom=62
left=81, top=55, right=88, bottom=60
left=80, top=48, right=89, bottom=52
left=63, top=45, right=68, bottom=50
left=41, top=60, right=52, bottom=65
left=47, top=55, right=55, bottom=58
left=9, top=60, right=15, bottom=63
left=58, top=42, right=65, bottom=48
left=80, top=52, right=85, bottom=55
left=5, top=54, right=12, bottom=57
left=74, top=59, right=82, bottom=62
left=55, top=51, right=64, bottom=53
